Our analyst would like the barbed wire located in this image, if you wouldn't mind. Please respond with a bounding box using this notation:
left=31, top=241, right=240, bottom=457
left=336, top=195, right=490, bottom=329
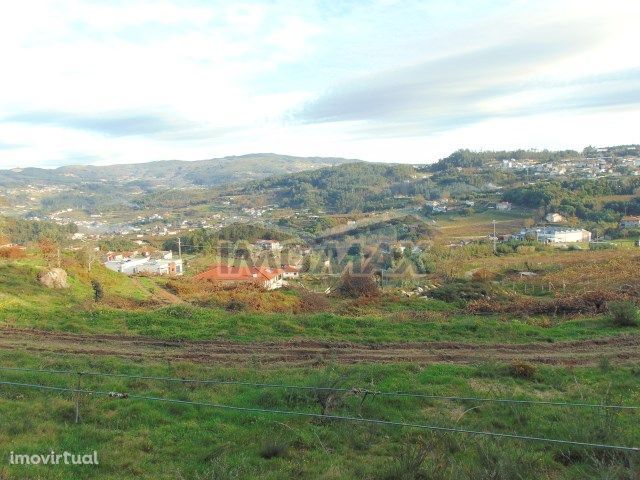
left=0, top=380, right=637, bottom=453
left=0, top=366, right=637, bottom=410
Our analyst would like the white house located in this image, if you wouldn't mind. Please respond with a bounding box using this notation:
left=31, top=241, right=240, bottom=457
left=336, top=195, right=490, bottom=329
left=255, top=239, right=282, bottom=251
left=496, top=202, right=512, bottom=211
left=281, top=265, right=300, bottom=279
left=545, top=213, right=565, bottom=223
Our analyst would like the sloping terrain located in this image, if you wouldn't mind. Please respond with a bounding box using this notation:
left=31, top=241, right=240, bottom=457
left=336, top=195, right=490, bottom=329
left=0, top=154, right=357, bottom=188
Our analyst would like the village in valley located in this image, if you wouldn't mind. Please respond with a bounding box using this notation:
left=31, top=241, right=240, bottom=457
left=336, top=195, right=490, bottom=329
left=2, top=0, right=640, bottom=476
left=2, top=146, right=640, bottom=304
left=1, top=146, right=640, bottom=479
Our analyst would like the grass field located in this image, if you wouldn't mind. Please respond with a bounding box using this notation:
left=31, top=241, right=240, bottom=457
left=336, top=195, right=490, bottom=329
left=1, top=243, right=639, bottom=478
left=1, top=350, right=639, bottom=479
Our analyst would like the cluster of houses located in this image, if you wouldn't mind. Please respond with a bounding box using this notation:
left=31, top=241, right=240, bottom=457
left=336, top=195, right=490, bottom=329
left=100, top=239, right=302, bottom=288
left=424, top=199, right=511, bottom=214
left=621, top=216, right=640, bottom=229
left=103, top=250, right=184, bottom=276
left=498, top=148, right=640, bottom=179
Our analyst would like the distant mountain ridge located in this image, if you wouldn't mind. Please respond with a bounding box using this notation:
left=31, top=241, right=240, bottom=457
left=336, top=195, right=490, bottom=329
left=0, top=153, right=359, bottom=188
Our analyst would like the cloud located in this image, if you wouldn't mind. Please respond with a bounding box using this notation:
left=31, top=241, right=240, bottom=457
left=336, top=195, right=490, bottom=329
left=5, top=111, right=192, bottom=137
left=0, top=142, right=22, bottom=151
left=0, top=1, right=638, bottom=168
left=2, top=110, right=240, bottom=142
left=294, top=20, right=640, bottom=133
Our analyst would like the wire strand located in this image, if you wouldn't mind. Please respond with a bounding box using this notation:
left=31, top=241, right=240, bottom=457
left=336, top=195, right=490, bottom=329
left=0, top=366, right=637, bottom=410
left=0, top=380, right=637, bottom=453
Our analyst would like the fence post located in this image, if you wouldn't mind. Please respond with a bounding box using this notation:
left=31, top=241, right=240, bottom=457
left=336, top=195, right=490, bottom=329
left=75, top=372, right=82, bottom=424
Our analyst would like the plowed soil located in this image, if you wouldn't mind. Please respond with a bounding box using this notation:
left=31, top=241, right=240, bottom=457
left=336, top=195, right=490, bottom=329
left=1, top=327, right=638, bottom=366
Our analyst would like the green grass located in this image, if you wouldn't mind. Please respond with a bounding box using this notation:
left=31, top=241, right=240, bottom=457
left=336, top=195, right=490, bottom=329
left=0, top=350, right=638, bottom=479
left=1, top=300, right=637, bottom=344
left=0, top=259, right=153, bottom=311
left=1, top=253, right=640, bottom=478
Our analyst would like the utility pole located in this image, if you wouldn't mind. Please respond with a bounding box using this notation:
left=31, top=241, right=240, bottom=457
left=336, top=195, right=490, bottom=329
left=177, top=237, right=182, bottom=260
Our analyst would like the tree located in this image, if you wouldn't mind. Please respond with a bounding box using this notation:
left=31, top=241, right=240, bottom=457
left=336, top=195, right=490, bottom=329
left=91, top=280, right=104, bottom=302
left=38, top=238, right=59, bottom=267
left=77, top=245, right=99, bottom=271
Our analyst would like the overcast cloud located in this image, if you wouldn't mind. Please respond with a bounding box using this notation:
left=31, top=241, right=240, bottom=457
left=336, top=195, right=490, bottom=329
left=0, top=0, right=638, bottom=168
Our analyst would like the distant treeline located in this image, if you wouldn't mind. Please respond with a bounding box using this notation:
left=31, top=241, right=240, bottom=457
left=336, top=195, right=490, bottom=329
left=0, top=216, right=77, bottom=244
left=162, top=223, right=292, bottom=253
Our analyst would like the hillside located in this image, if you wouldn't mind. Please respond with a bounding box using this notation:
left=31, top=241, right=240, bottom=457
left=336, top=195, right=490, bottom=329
left=240, top=162, right=421, bottom=213
left=0, top=154, right=358, bottom=189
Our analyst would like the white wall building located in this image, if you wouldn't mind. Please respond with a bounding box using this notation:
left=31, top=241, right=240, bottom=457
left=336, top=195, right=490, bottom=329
left=104, top=256, right=183, bottom=276
left=518, top=227, right=591, bottom=243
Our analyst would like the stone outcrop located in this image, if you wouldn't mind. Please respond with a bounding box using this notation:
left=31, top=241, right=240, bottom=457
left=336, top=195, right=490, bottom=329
left=38, top=268, right=68, bottom=289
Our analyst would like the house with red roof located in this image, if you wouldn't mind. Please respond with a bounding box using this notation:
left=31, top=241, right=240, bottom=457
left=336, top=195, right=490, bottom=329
left=194, top=265, right=284, bottom=290
left=281, top=264, right=300, bottom=279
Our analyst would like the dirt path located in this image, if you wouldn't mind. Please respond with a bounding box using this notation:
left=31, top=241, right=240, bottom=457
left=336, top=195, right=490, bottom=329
left=0, top=327, right=638, bottom=366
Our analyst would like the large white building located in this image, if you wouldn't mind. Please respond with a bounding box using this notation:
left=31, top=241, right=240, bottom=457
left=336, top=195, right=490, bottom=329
left=104, top=250, right=183, bottom=276
left=518, top=227, right=591, bottom=243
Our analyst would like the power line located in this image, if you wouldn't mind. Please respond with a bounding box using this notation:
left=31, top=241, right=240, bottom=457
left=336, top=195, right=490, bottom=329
left=1, top=366, right=638, bottom=410
left=0, top=380, right=637, bottom=453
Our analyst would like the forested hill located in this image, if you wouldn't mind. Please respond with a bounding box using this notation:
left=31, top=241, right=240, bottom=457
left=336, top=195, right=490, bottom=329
left=240, top=162, right=421, bottom=213
left=429, top=149, right=581, bottom=171
left=0, top=154, right=357, bottom=188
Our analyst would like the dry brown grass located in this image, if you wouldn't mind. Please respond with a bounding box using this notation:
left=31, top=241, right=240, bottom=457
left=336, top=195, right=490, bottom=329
left=165, top=278, right=300, bottom=313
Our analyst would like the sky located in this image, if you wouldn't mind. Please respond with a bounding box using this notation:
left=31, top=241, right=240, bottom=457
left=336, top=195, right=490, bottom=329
left=0, top=0, right=639, bottom=169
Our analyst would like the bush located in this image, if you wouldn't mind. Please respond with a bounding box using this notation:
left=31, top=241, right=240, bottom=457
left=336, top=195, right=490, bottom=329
left=338, top=273, right=380, bottom=298
left=296, top=290, right=331, bottom=313
left=608, top=301, right=639, bottom=327
left=510, top=361, right=537, bottom=379
left=90, top=279, right=104, bottom=302
left=258, top=441, right=288, bottom=459
left=0, top=245, right=26, bottom=259
left=471, top=269, right=495, bottom=282
left=428, top=280, right=491, bottom=303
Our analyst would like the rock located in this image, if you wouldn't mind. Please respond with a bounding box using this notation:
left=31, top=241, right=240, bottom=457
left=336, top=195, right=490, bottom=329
left=38, top=268, right=68, bottom=289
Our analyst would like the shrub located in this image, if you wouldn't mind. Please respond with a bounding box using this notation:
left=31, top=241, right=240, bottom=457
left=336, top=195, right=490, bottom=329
left=90, top=279, right=104, bottom=302
left=608, top=301, right=639, bottom=327
left=225, top=299, right=246, bottom=312
left=259, top=441, right=288, bottom=460
left=471, top=269, right=495, bottom=282
left=510, top=361, right=537, bottom=379
left=296, top=290, right=331, bottom=313
left=428, top=280, right=491, bottom=303
left=0, top=245, right=26, bottom=260
left=338, top=273, right=380, bottom=298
